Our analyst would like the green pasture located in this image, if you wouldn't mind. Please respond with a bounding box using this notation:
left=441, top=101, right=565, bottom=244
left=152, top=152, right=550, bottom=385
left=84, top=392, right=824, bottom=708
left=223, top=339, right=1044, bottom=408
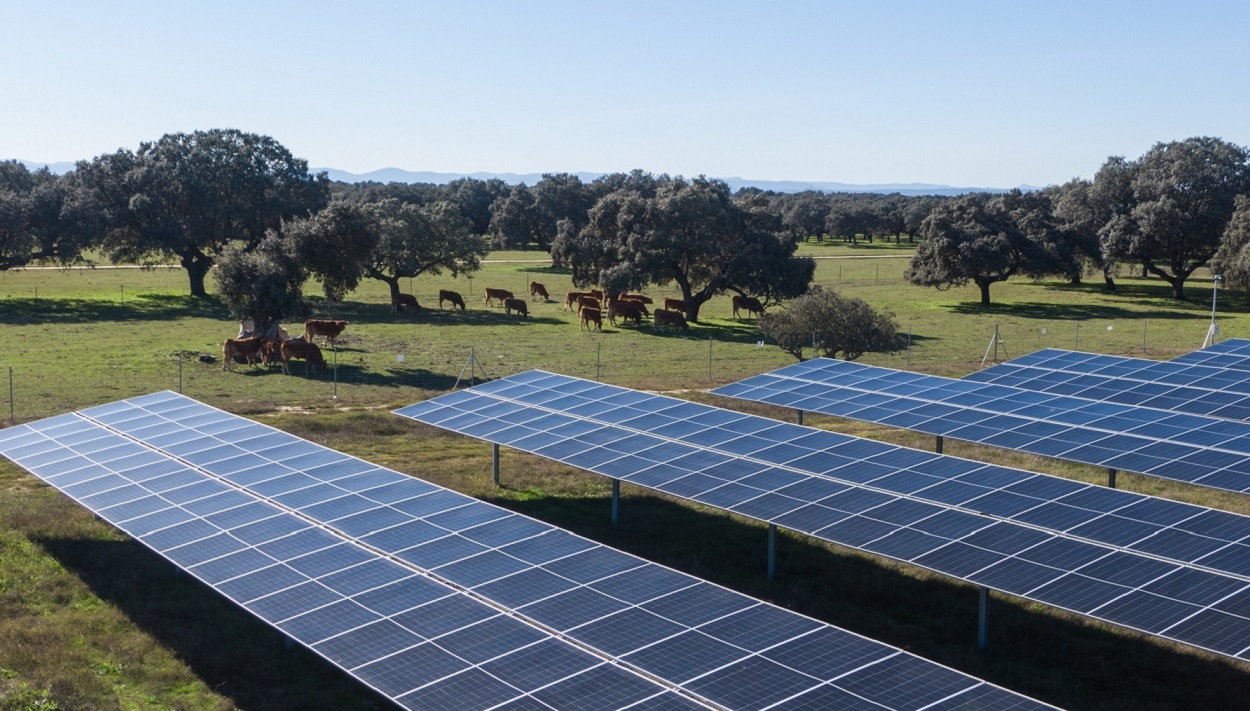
left=2, top=248, right=1250, bottom=709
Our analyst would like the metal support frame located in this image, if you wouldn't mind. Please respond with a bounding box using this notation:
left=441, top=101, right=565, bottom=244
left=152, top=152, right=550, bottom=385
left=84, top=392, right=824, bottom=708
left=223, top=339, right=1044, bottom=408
left=935, top=435, right=943, bottom=454
left=1107, top=468, right=1117, bottom=489
left=492, top=443, right=500, bottom=486
left=978, top=586, right=989, bottom=649
left=767, top=524, right=777, bottom=580
left=795, top=409, right=804, bottom=426
left=611, top=478, right=620, bottom=526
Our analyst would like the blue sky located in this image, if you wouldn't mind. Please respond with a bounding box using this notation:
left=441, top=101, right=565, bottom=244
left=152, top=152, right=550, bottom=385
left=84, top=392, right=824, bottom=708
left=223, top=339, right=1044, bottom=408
left=5, top=1, right=1248, bottom=187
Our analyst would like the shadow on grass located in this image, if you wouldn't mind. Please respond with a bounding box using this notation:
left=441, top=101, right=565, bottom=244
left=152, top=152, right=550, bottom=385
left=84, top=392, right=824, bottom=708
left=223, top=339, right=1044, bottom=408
left=946, top=300, right=1202, bottom=321
left=491, top=490, right=1250, bottom=711
left=35, top=536, right=388, bottom=711
left=225, top=363, right=460, bottom=391
left=0, top=293, right=232, bottom=325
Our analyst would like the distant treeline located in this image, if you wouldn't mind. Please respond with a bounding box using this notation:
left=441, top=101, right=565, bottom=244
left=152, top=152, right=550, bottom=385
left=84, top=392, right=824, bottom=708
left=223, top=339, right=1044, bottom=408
left=4, top=131, right=1250, bottom=315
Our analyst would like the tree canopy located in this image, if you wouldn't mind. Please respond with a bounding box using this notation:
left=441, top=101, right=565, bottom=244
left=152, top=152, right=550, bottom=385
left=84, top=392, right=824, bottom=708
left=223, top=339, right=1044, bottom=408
left=212, top=231, right=311, bottom=337
left=553, top=175, right=814, bottom=321
left=1099, top=137, right=1250, bottom=300
left=85, top=129, right=329, bottom=297
left=0, top=161, right=97, bottom=270
left=759, top=286, right=901, bottom=361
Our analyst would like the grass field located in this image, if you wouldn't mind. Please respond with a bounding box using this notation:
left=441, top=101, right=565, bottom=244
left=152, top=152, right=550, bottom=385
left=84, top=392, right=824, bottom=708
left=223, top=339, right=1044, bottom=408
left=2, top=243, right=1249, bottom=709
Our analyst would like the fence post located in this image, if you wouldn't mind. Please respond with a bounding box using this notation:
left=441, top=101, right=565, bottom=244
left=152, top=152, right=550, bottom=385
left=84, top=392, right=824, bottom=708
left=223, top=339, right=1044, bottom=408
left=8, top=366, right=13, bottom=425
left=332, top=346, right=338, bottom=399
left=907, top=326, right=913, bottom=368
left=1142, top=319, right=1147, bottom=354
left=708, top=338, right=713, bottom=383
left=178, top=354, right=183, bottom=394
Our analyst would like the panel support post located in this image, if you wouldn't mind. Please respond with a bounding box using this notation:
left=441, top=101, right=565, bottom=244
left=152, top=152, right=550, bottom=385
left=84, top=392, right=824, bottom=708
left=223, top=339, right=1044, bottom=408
left=611, top=478, right=620, bottom=527
left=492, top=443, right=500, bottom=486
left=977, top=586, right=989, bottom=649
left=935, top=435, right=943, bottom=454
left=767, top=524, right=777, bottom=580
left=795, top=409, right=804, bottom=426
left=1107, top=468, right=1117, bottom=489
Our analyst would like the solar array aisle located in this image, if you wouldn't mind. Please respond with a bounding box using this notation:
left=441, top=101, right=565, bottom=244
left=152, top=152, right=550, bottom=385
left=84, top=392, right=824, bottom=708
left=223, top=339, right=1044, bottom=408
left=964, top=349, right=1250, bottom=420
left=400, top=371, right=1250, bottom=663
left=0, top=392, right=1055, bottom=711
left=713, top=358, right=1250, bottom=496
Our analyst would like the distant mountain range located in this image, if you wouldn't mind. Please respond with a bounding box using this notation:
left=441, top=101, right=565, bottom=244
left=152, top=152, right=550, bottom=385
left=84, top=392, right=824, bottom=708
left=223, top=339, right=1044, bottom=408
left=13, top=159, right=1032, bottom=196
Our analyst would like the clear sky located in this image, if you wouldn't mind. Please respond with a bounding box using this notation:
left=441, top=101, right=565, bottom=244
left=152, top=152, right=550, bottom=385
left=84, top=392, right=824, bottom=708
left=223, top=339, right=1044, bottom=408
left=5, top=0, right=1248, bottom=187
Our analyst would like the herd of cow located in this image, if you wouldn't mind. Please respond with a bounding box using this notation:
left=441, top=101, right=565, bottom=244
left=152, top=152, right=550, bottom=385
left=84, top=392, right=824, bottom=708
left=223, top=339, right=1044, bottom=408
left=220, top=284, right=765, bottom=376
left=221, top=319, right=348, bottom=375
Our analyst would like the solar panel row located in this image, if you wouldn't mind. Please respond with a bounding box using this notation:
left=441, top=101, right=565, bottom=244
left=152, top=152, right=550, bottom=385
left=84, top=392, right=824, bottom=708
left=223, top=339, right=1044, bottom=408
left=714, top=358, right=1250, bottom=496
left=400, top=371, right=1250, bottom=662
left=965, top=349, right=1250, bottom=420
left=0, top=391, right=1051, bottom=711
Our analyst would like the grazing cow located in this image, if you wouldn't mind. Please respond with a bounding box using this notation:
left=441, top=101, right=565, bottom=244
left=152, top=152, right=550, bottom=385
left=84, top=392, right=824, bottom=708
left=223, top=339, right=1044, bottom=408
left=619, top=296, right=650, bottom=317
left=654, top=309, right=689, bottom=332
left=222, top=337, right=264, bottom=370
left=260, top=338, right=284, bottom=367
left=438, top=289, right=466, bottom=310
left=484, top=287, right=513, bottom=307
left=590, top=288, right=604, bottom=301
left=732, top=294, right=765, bottom=318
left=393, top=293, right=422, bottom=313
left=622, top=293, right=653, bottom=305
left=608, top=299, right=644, bottom=326
left=579, top=306, right=602, bottom=332
left=663, top=297, right=685, bottom=313
left=305, top=319, right=349, bottom=345
left=504, top=297, right=529, bottom=317
left=529, top=281, right=549, bottom=301
left=564, top=290, right=591, bottom=311
left=280, top=339, right=327, bottom=375
left=577, top=295, right=601, bottom=311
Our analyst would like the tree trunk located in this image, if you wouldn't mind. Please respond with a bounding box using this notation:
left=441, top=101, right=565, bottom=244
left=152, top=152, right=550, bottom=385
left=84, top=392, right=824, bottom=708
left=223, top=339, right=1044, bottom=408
left=181, top=253, right=212, bottom=298
left=1171, top=280, right=1185, bottom=300
left=1103, top=267, right=1116, bottom=292
left=977, top=280, right=992, bottom=305
left=381, top=276, right=402, bottom=310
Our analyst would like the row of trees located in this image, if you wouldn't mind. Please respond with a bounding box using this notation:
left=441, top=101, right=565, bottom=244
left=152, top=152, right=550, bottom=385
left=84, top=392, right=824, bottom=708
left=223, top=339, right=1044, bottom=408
left=906, top=137, right=1250, bottom=304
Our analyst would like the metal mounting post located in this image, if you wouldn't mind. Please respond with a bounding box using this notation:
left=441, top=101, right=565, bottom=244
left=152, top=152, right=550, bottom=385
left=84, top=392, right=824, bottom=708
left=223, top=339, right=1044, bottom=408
left=795, top=409, right=804, bottom=426
left=767, top=524, right=777, bottom=580
left=492, top=443, right=500, bottom=486
left=936, top=435, right=944, bottom=454
left=611, top=478, right=620, bottom=526
left=1107, top=468, right=1117, bottom=489
left=978, top=586, right=989, bottom=649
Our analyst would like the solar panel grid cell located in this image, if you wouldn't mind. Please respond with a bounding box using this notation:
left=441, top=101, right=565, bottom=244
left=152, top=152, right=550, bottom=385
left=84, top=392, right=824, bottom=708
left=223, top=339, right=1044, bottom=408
left=0, top=391, right=1050, bottom=710
left=400, top=371, right=1250, bottom=663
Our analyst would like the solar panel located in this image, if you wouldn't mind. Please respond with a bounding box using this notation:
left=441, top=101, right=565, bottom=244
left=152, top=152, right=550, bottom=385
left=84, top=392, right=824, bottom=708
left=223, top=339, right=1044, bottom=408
left=965, top=349, right=1250, bottom=421
left=400, top=371, right=1250, bottom=663
left=0, top=392, right=1054, bottom=711
left=1172, top=339, right=1250, bottom=372
left=715, top=358, right=1250, bottom=497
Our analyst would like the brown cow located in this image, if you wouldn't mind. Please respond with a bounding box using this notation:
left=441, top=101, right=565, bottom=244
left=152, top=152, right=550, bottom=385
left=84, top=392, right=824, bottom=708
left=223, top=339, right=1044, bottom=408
left=528, top=281, right=549, bottom=301
left=564, top=290, right=591, bottom=311
left=654, top=309, right=689, bottom=332
left=577, top=295, right=601, bottom=311
left=438, top=289, right=466, bottom=310
left=619, top=296, right=650, bottom=317
left=732, top=294, right=765, bottom=318
left=222, top=337, right=264, bottom=370
left=305, top=319, right=349, bottom=346
left=484, top=287, right=513, bottom=307
left=590, top=289, right=604, bottom=301
left=663, top=297, right=685, bottom=313
left=607, top=299, right=644, bottom=326
left=622, top=293, right=653, bottom=304
left=260, top=338, right=284, bottom=367
left=579, top=306, right=602, bottom=332
left=504, top=297, right=528, bottom=317
left=280, top=339, right=326, bottom=375
left=393, top=293, right=422, bottom=314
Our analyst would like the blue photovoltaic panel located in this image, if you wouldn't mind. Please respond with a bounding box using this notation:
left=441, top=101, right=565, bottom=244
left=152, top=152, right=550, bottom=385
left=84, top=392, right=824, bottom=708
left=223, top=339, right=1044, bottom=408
left=965, top=348, right=1250, bottom=421
left=715, top=358, right=1250, bottom=497
left=400, top=371, right=1250, bottom=663
left=1172, top=339, right=1250, bottom=372
left=0, top=392, right=1055, bottom=711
